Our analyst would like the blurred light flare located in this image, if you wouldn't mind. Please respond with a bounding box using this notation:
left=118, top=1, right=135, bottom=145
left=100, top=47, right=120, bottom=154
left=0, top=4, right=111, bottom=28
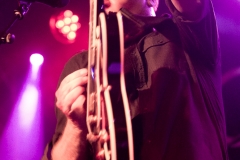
left=62, top=26, right=71, bottom=34
left=0, top=53, right=44, bottom=159
left=64, top=10, right=73, bottom=17
left=64, top=17, right=71, bottom=25
left=67, top=31, right=76, bottom=40
left=30, top=53, right=44, bottom=80
left=49, top=9, right=81, bottom=43
left=71, top=15, right=79, bottom=23
left=30, top=53, right=44, bottom=66
left=56, top=20, right=64, bottom=28
left=70, top=23, right=78, bottom=31
left=18, top=84, right=39, bottom=129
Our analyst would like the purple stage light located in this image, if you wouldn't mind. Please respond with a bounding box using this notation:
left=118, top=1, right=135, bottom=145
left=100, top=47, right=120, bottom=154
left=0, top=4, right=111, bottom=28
left=30, top=53, right=44, bottom=66
left=0, top=81, right=43, bottom=160
left=18, top=84, right=39, bottom=129
left=0, top=53, right=44, bottom=159
left=30, top=53, right=44, bottom=81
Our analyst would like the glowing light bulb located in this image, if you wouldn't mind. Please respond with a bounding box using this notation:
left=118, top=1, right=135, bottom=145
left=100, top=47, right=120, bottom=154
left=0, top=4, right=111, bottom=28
left=56, top=20, right=64, bottom=29
left=67, top=32, right=76, bottom=40
left=64, top=10, right=73, bottom=17
left=70, top=24, right=78, bottom=31
left=63, top=17, right=71, bottom=25
left=61, top=26, right=70, bottom=34
left=71, top=15, right=79, bottom=23
left=30, top=54, right=44, bottom=66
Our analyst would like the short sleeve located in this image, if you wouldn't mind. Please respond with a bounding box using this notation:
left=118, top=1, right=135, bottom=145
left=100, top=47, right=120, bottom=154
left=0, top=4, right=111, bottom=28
left=41, top=51, right=88, bottom=159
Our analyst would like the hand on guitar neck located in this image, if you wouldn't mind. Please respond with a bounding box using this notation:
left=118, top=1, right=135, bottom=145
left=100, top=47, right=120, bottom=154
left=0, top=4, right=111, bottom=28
left=51, top=68, right=90, bottom=160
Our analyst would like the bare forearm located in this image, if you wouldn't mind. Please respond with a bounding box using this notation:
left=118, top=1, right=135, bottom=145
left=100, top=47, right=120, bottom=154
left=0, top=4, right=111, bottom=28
left=51, top=120, right=88, bottom=160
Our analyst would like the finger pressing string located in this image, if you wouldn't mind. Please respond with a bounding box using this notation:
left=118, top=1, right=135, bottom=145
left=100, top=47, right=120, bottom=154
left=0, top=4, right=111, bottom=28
left=62, top=68, right=88, bottom=84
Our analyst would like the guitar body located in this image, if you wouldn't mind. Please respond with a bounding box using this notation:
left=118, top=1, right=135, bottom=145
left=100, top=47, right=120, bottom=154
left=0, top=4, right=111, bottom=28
left=86, top=1, right=134, bottom=159
left=105, top=13, right=129, bottom=160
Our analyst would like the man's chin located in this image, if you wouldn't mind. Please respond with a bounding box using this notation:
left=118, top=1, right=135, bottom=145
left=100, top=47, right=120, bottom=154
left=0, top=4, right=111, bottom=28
left=104, top=7, right=122, bottom=14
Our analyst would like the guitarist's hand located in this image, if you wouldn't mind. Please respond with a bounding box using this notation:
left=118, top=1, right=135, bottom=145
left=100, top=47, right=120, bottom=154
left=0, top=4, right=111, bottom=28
left=52, top=68, right=89, bottom=159
left=55, top=68, right=88, bottom=129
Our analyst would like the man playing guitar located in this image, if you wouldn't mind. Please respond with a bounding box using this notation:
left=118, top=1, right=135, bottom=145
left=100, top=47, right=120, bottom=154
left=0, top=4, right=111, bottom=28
left=42, top=0, right=228, bottom=159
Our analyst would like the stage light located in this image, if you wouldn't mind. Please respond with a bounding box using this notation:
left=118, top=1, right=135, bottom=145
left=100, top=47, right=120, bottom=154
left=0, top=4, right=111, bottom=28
left=56, top=20, right=64, bottom=29
left=0, top=53, right=44, bottom=159
left=30, top=53, right=44, bottom=81
left=70, top=23, right=78, bottom=31
left=30, top=53, right=44, bottom=67
left=67, top=31, right=76, bottom=40
left=71, top=15, right=79, bottom=23
left=63, top=17, right=71, bottom=25
left=64, top=10, right=73, bottom=17
left=61, top=26, right=71, bottom=34
left=19, top=84, right=39, bottom=128
left=49, top=9, right=81, bottom=44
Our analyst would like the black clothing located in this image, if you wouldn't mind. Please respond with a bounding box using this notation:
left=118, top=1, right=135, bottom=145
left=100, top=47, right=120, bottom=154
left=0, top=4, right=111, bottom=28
left=42, top=0, right=228, bottom=159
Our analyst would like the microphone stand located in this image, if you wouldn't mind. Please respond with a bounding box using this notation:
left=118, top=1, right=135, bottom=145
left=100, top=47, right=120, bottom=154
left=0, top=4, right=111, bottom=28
left=0, top=1, right=31, bottom=45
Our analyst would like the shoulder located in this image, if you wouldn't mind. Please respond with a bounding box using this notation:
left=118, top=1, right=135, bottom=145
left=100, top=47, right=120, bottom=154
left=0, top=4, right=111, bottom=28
left=137, top=17, right=181, bottom=52
left=65, top=51, right=88, bottom=68
left=58, top=51, right=88, bottom=84
left=63, top=51, right=88, bottom=72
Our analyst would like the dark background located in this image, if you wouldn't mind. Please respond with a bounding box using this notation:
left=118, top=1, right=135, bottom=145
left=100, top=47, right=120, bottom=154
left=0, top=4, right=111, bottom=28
left=0, top=0, right=240, bottom=159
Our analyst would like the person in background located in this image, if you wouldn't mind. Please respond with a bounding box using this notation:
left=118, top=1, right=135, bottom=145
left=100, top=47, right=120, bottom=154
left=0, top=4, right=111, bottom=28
left=42, top=0, right=229, bottom=159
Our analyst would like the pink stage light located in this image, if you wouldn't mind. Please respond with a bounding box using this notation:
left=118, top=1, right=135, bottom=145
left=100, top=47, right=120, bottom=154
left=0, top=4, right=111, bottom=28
left=56, top=20, right=64, bottom=29
left=71, top=15, right=79, bottom=23
left=67, top=31, right=76, bottom=40
left=64, top=10, right=73, bottom=17
left=49, top=9, right=81, bottom=44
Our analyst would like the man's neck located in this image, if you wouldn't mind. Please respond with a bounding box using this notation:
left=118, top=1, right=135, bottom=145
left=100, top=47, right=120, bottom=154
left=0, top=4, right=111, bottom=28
left=133, top=6, right=156, bottom=17
left=146, top=7, right=156, bottom=16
